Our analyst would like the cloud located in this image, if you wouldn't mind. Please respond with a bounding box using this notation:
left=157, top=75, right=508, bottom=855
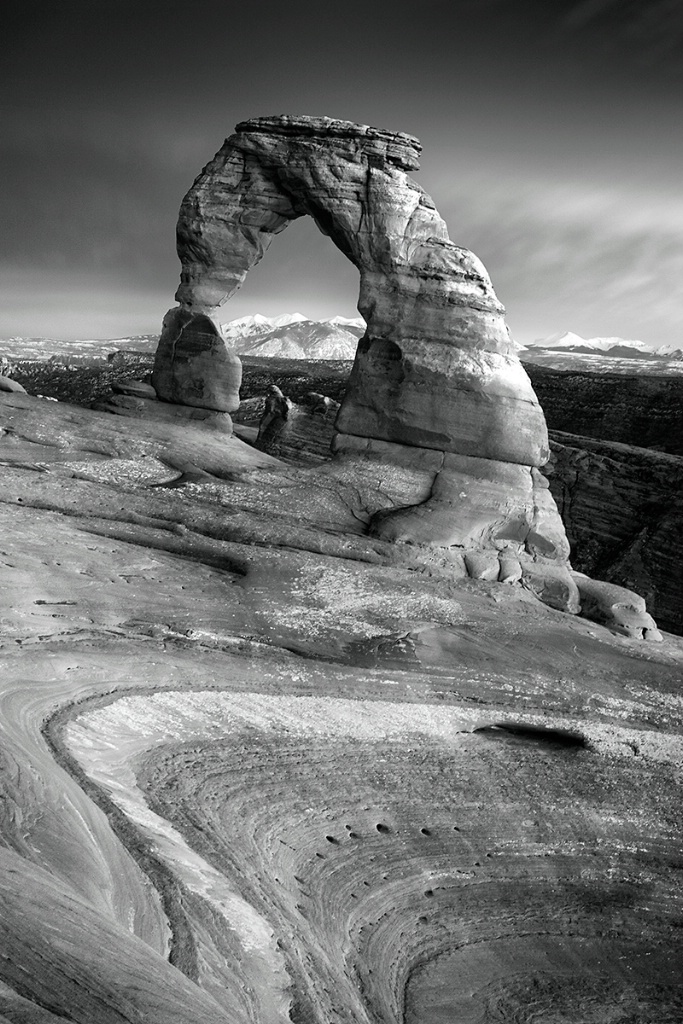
left=431, top=167, right=683, bottom=345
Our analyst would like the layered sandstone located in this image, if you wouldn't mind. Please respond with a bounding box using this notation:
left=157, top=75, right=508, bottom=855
left=525, top=363, right=683, bottom=456
left=154, top=117, right=569, bottom=604
left=168, top=115, right=547, bottom=466
left=547, top=432, right=683, bottom=635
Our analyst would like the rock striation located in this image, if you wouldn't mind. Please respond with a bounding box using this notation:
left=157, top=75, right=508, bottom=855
left=546, top=431, right=683, bottom=635
left=525, top=364, right=683, bottom=457
left=153, top=115, right=656, bottom=633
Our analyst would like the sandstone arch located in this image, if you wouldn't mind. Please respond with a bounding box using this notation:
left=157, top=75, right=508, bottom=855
left=152, top=115, right=659, bottom=631
left=155, top=115, right=546, bottom=465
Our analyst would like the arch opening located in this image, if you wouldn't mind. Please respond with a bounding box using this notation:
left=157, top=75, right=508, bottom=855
left=214, top=215, right=362, bottom=327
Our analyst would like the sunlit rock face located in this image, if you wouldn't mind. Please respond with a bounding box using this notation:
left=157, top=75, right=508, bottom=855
left=155, top=115, right=657, bottom=629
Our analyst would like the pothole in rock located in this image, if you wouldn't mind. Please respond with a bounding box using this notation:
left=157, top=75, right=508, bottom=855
left=474, top=722, right=587, bottom=748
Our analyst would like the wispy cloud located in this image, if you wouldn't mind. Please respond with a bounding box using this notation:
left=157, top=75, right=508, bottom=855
left=434, top=167, right=683, bottom=345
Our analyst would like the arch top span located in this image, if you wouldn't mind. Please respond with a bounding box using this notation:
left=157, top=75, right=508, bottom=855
left=234, top=115, right=423, bottom=170
left=175, top=114, right=441, bottom=319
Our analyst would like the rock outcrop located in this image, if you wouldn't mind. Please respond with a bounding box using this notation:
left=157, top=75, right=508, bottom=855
left=546, top=432, right=683, bottom=635
left=525, top=363, right=683, bottom=457
left=0, top=375, right=26, bottom=394
left=152, top=114, right=656, bottom=634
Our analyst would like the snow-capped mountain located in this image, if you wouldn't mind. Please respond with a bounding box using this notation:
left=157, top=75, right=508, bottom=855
left=529, top=331, right=650, bottom=354
left=220, top=312, right=309, bottom=339
left=520, top=331, right=683, bottom=374
left=1, top=315, right=365, bottom=362
left=652, top=344, right=683, bottom=358
left=221, top=314, right=366, bottom=359
left=526, top=331, right=682, bottom=361
left=322, top=316, right=366, bottom=331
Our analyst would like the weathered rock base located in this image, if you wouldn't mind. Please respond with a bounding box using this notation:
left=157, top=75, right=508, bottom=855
left=337, top=337, right=549, bottom=466
left=152, top=307, right=241, bottom=413
left=332, top=433, right=648, bottom=620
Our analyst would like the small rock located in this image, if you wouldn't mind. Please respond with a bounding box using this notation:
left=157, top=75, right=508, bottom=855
left=256, top=387, right=293, bottom=446
left=498, top=552, right=522, bottom=584
left=572, top=573, right=662, bottom=641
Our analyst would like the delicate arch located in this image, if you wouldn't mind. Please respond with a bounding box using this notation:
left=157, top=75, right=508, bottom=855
left=159, top=115, right=548, bottom=467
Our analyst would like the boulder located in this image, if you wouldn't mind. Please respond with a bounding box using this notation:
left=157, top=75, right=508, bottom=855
left=572, top=573, right=663, bottom=640
left=573, top=577, right=663, bottom=638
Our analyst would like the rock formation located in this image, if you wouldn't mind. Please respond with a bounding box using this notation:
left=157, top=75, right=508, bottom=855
left=525, top=363, right=683, bottom=457
left=256, top=385, right=293, bottom=446
left=0, top=374, right=26, bottom=394
left=152, top=114, right=658, bottom=635
left=152, top=307, right=242, bottom=419
left=546, top=431, right=683, bottom=635
left=2, top=379, right=683, bottom=1024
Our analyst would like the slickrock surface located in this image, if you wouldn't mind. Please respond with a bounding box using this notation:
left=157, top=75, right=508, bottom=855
left=1, top=388, right=683, bottom=1022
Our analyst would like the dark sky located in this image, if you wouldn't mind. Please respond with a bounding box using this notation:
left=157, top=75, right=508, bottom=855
left=3, top=0, right=683, bottom=344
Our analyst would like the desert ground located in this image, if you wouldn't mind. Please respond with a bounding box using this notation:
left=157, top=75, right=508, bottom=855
left=1, top=357, right=682, bottom=1023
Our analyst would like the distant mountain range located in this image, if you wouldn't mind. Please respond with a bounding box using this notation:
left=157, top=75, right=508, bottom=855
left=0, top=315, right=367, bottom=362
left=3, top=320, right=682, bottom=368
left=0, top=334, right=159, bottom=361
left=220, top=313, right=366, bottom=359
left=524, top=331, right=683, bottom=361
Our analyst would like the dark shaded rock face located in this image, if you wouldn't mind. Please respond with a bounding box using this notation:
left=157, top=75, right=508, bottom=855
left=152, top=307, right=242, bottom=415
left=526, top=364, right=683, bottom=456
left=547, top=432, right=683, bottom=635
